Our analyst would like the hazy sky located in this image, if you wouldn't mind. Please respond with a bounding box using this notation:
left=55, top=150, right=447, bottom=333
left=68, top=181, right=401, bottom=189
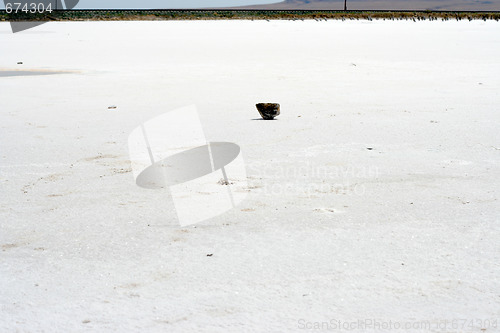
left=78, top=0, right=280, bottom=8
left=1, top=0, right=280, bottom=9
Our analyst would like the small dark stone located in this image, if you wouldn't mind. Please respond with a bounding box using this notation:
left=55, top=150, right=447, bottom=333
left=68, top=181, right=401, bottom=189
left=17, top=62, right=23, bottom=65
left=206, top=254, right=213, bottom=257
left=256, top=103, right=280, bottom=120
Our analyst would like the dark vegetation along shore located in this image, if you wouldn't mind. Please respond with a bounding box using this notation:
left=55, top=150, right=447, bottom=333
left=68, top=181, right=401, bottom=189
left=1, top=10, right=500, bottom=22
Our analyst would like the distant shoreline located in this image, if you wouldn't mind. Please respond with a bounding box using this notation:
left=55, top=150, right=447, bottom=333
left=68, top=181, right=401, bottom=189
left=1, top=10, right=500, bottom=22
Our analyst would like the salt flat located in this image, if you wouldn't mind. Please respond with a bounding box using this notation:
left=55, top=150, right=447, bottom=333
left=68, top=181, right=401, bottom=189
left=0, top=20, right=499, bottom=332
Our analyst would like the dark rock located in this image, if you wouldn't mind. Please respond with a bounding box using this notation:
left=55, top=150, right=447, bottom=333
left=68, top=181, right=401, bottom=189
left=256, top=103, right=280, bottom=120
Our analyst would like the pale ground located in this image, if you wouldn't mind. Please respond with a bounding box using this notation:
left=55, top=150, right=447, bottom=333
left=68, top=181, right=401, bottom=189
left=0, top=20, right=499, bottom=332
